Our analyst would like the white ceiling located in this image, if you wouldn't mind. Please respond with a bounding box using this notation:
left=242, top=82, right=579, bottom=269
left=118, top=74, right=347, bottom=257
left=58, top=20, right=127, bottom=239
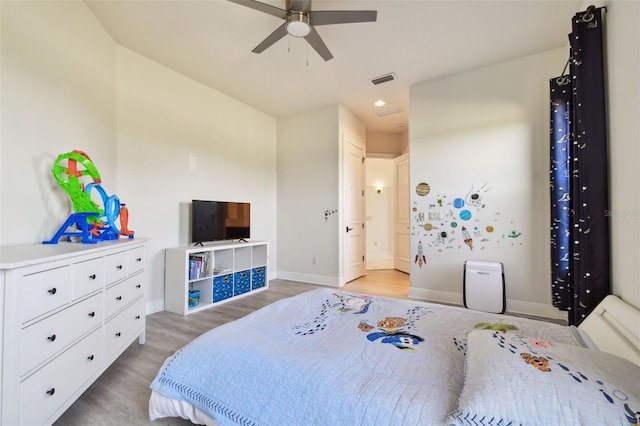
left=85, top=0, right=582, bottom=134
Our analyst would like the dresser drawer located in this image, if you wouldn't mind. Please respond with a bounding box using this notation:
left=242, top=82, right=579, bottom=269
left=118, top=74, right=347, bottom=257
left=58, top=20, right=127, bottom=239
left=20, top=266, right=71, bottom=323
left=104, top=273, right=144, bottom=319
left=105, top=250, right=128, bottom=285
left=20, top=327, right=102, bottom=426
left=72, top=257, right=105, bottom=300
left=105, top=297, right=145, bottom=363
left=128, top=246, right=145, bottom=275
left=21, top=292, right=103, bottom=376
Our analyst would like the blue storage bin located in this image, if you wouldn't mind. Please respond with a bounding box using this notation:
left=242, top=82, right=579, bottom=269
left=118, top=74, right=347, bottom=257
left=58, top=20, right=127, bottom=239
left=213, top=274, right=233, bottom=302
left=234, top=270, right=251, bottom=296
left=252, top=266, right=266, bottom=290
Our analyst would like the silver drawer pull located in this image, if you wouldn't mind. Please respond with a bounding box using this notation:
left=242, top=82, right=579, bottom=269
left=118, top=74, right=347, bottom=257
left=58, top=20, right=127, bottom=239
left=116, top=265, right=123, bottom=270
left=46, top=388, right=56, bottom=396
left=48, top=287, right=57, bottom=295
left=88, top=355, right=95, bottom=361
left=115, top=332, right=121, bottom=337
left=116, top=296, right=122, bottom=301
left=88, top=311, right=95, bottom=318
left=47, top=334, right=56, bottom=342
left=89, top=274, right=97, bottom=280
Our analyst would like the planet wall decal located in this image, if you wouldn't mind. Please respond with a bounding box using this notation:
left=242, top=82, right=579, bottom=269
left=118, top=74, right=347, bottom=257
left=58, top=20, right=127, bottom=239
left=453, top=198, right=465, bottom=208
left=459, top=209, right=472, bottom=221
left=416, top=182, right=431, bottom=196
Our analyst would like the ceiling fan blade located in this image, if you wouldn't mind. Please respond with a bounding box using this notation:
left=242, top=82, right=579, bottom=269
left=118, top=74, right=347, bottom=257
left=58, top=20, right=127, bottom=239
left=252, top=23, right=288, bottom=54
left=309, top=10, right=377, bottom=26
left=227, top=0, right=288, bottom=19
left=304, top=26, right=333, bottom=61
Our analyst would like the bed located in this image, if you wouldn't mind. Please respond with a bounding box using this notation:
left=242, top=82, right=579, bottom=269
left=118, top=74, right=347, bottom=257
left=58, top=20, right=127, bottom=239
left=149, top=288, right=640, bottom=426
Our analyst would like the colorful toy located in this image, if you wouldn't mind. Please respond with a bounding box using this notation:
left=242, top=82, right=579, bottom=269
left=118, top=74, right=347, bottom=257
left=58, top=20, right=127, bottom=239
left=43, top=150, right=134, bottom=244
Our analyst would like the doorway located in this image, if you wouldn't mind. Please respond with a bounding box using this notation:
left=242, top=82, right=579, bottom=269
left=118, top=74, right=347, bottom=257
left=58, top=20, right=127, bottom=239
left=364, top=155, right=410, bottom=293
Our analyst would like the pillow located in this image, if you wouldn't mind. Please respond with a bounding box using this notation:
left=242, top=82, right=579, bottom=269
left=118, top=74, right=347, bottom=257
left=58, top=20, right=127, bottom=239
left=448, top=330, right=640, bottom=426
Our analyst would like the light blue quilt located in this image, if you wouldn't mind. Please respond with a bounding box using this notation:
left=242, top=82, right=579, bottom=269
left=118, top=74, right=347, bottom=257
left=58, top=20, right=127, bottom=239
left=150, top=289, right=585, bottom=426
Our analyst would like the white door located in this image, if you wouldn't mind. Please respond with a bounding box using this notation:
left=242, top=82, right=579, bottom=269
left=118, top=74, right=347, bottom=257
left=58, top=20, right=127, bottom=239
left=394, top=153, right=410, bottom=273
left=343, top=137, right=365, bottom=283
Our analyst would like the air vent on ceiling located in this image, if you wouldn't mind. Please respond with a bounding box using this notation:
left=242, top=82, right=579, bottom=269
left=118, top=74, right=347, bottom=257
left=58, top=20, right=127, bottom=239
left=376, top=106, right=403, bottom=117
left=370, top=73, right=397, bottom=85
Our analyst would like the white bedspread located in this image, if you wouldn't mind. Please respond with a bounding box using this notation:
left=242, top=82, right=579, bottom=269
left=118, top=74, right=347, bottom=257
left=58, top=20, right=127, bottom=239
left=150, top=289, right=584, bottom=425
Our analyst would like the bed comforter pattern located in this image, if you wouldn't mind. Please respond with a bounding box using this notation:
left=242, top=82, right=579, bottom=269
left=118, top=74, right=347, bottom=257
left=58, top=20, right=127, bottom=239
left=150, top=289, right=585, bottom=426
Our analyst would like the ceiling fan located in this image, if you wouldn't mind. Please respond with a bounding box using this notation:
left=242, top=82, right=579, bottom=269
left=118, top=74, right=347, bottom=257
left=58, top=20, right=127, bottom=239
left=228, top=0, right=377, bottom=61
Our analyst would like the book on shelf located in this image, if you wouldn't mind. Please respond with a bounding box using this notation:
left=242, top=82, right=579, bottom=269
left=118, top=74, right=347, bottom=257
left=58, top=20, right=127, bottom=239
left=188, top=252, right=210, bottom=280
left=213, top=267, right=232, bottom=275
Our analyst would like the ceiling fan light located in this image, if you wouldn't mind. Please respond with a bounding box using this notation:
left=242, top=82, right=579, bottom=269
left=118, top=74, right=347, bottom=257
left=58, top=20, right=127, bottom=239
left=286, top=12, right=311, bottom=37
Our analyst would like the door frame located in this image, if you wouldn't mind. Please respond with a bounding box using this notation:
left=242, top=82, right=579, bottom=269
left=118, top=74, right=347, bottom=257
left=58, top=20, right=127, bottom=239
left=394, top=153, right=410, bottom=273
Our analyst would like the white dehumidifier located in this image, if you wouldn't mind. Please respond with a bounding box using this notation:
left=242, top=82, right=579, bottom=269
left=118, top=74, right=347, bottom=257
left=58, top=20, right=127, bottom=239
left=463, top=260, right=505, bottom=314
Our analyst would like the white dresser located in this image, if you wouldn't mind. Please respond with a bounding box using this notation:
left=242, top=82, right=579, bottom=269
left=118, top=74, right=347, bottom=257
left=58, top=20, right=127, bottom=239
left=0, top=239, right=147, bottom=425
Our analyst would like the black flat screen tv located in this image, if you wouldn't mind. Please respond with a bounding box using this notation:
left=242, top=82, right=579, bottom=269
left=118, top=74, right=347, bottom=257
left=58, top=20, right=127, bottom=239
left=191, top=200, right=250, bottom=244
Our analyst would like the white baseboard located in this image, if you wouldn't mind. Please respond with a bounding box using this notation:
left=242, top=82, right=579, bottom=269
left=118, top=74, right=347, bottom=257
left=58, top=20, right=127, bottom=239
left=146, top=298, right=165, bottom=315
left=276, top=271, right=341, bottom=287
left=505, top=299, right=567, bottom=320
left=366, top=260, right=394, bottom=270
left=409, top=287, right=567, bottom=320
left=409, top=287, right=463, bottom=306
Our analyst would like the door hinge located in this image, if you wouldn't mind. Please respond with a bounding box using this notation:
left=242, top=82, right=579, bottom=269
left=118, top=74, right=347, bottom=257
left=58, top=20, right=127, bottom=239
left=362, top=157, right=366, bottom=164
left=362, top=255, right=365, bottom=261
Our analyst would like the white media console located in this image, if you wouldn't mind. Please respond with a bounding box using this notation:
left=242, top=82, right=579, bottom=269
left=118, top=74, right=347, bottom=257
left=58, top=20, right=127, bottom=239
left=164, top=240, right=268, bottom=315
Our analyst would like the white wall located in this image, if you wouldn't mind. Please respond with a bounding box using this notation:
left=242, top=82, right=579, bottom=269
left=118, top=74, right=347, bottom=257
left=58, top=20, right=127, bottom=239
left=277, top=106, right=340, bottom=285
left=115, top=47, right=277, bottom=310
left=277, top=105, right=365, bottom=286
left=2, top=0, right=636, bottom=313
left=604, top=0, right=640, bottom=307
left=0, top=1, right=117, bottom=245
left=365, top=158, right=394, bottom=269
left=0, top=2, right=278, bottom=314
left=407, top=0, right=640, bottom=314
left=409, top=47, right=567, bottom=318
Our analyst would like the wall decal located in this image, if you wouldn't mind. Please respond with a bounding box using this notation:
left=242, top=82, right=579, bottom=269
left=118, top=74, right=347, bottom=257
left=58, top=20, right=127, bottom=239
left=415, top=240, right=426, bottom=267
left=411, top=182, right=523, bottom=261
left=416, top=182, right=431, bottom=196
left=461, top=226, right=473, bottom=250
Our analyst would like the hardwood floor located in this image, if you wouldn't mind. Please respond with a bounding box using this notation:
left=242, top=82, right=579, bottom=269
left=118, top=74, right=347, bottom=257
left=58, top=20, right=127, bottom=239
left=343, top=268, right=409, bottom=298
left=54, top=271, right=408, bottom=425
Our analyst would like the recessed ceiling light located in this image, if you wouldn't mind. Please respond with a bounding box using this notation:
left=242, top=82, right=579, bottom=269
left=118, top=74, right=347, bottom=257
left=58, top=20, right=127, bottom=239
left=374, top=100, right=386, bottom=107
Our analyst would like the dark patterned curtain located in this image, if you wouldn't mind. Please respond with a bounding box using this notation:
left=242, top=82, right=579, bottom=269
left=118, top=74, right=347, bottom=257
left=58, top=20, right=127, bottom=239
left=549, top=75, right=571, bottom=311
left=549, top=6, right=609, bottom=326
